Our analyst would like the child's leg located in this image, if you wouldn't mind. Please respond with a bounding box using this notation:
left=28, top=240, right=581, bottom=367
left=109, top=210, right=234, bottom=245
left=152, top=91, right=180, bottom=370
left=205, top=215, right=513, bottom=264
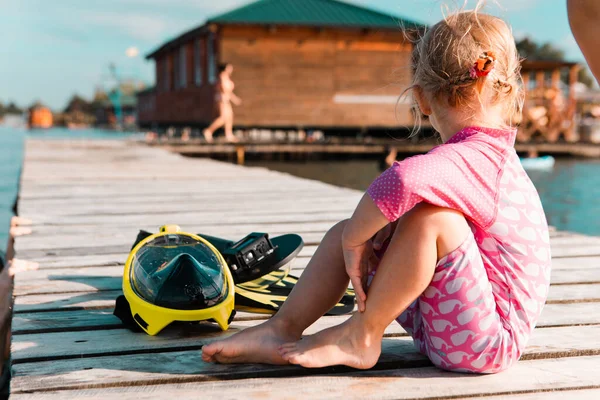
left=279, top=203, right=472, bottom=369
left=202, top=220, right=352, bottom=364
left=408, top=231, right=515, bottom=373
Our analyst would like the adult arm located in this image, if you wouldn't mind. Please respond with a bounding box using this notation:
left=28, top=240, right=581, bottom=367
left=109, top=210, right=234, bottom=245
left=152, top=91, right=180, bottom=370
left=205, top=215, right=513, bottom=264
left=568, top=0, right=600, bottom=82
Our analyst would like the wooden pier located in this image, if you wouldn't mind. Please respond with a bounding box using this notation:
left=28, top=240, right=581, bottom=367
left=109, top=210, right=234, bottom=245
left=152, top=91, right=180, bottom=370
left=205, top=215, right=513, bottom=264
left=148, top=138, right=600, bottom=165
left=8, top=138, right=600, bottom=399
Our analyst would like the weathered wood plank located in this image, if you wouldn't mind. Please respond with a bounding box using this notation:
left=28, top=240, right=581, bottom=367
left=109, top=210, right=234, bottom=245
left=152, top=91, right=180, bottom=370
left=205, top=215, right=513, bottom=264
left=13, top=230, right=583, bottom=257
left=11, top=321, right=600, bottom=363
left=11, top=302, right=600, bottom=335
left=13, top=262, right=600, bottom=297
left=471, top=389, right=600, bottom=399
left=14, top=291, right=122, bottom=313
left=11, top=355, right=600, bottom=399
left=19, top=197, right=361, bottom=218
left=13, top=282, right=597, bottom=314
left=21, top=211, right=353, bottom=229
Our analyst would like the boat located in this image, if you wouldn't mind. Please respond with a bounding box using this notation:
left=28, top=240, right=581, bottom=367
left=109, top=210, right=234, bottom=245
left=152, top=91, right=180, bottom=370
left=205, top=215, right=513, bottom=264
left=520, top=155, right=555, bottom=170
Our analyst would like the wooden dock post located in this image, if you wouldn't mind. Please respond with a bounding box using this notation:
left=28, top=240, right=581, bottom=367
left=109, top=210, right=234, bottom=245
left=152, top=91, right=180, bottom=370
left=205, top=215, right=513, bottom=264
left=236, top=145, right=245, bottom=165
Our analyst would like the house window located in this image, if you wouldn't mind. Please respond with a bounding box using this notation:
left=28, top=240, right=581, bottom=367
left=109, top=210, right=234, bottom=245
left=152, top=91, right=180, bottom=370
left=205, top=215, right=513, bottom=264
left=179, top=46, right=187, bottom=88
left=207, top=33, right=216, bottom=84
left=194, top=39, right=203, bottom=86
left=163, top=58, right=170, bottom=91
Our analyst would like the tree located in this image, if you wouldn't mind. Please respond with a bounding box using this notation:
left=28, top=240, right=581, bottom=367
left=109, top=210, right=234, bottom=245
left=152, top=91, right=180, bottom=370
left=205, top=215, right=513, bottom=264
left=0, top=101, right=4, bottom=118
left=516, top=37, right=595, bottom=88
left=5, top=102, right=22, bottom=115
left=517, top=37, right=565, bottom=61
left=63, top=94, right=92, bottom=114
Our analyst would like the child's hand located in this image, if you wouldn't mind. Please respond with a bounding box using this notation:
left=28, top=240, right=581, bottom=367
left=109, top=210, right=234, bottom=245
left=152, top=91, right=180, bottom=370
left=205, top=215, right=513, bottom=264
left=372, top=223, right=392, bottom=251
left=342, top=240, right=377, bottom=313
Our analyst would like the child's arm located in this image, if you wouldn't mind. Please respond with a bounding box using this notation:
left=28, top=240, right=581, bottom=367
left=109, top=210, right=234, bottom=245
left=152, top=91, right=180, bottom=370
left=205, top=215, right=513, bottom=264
left=342, top=194, right=390, bottom=312
left=568, top=0, right=600, bottom=82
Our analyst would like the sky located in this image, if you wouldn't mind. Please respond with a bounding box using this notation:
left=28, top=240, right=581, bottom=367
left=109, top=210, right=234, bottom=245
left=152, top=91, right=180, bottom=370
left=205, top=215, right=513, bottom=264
left=0, top=0, right=585, bottom=110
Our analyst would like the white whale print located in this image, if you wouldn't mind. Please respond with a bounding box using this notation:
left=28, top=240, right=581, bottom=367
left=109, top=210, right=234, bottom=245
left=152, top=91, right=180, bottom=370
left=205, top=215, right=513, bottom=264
left=429, top=336, right=451, bottom=350
left=445, top=277, right=471, bottom=295
left=432, top=319, right=458, bottom=333
left=451, top=330, right=477, bottom=346
left=423, top=286, right=446, bottom=299
left=457, top=308, right=483, bottom=325
left=447, top=351, right=473, bottom=364
left=438, top=299, right=467, bottom=314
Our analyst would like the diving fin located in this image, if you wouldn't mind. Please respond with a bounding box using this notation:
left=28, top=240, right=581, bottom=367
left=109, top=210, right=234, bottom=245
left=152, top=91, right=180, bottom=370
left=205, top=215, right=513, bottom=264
left=235, top=274, right=356, bottom=316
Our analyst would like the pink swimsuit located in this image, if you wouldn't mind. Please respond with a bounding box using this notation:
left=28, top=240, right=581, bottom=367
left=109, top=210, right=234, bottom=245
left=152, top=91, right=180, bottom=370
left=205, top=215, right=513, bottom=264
left=367, top=126, right=551, bottom=373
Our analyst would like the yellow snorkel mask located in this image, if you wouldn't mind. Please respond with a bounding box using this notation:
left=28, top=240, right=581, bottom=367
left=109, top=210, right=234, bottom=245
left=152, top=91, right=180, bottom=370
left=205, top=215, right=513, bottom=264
left=122, top=225, right=235, bottom=336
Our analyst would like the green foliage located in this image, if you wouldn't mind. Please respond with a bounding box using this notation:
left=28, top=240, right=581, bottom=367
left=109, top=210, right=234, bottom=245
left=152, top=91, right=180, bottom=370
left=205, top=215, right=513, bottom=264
left=517, top=37, right=594, bottom=88
left=578, top=68, right=596, bottom=88
left=516, top=37, right=565, bottom=61
left=5, top=102, right=22, bottom=115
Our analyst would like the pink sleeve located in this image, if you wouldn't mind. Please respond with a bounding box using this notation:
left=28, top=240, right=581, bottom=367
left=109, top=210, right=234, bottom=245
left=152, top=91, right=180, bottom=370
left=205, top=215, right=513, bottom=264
left=367, top=149, right=498, bottom=227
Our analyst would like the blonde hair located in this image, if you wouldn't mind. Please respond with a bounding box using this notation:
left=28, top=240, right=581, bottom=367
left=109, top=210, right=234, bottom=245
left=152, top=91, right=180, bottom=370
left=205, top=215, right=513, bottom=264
left=407, top=7, right=524, bottom=133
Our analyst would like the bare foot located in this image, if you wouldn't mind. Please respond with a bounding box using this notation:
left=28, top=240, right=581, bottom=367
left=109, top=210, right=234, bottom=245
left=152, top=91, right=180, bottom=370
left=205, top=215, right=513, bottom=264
left=225, top=135, right=239, bottom=143
left=203, top=129, right=213, bottom=143
left=202, top=319, right=299, bottom=365
left=278, top=317, right=381, bottom=369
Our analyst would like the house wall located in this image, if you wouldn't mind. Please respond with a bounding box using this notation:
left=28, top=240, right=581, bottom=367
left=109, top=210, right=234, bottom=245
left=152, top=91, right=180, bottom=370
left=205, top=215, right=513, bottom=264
left=220, top=25, right=414, bottom=128
left=138, top=24, right=415, bottom=129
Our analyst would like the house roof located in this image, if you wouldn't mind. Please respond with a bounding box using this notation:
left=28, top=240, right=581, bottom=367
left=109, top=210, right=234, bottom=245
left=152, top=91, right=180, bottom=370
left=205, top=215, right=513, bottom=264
left=146, top=0, right=425, bottom=59
left=521, top=60, right=580, bottom=71
left=207, top=0, right=424, bottom=30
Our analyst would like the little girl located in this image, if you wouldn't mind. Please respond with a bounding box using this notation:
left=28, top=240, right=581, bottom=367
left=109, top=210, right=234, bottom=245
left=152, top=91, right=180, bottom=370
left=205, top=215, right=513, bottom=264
left=203, top=9, right=551, bottom=374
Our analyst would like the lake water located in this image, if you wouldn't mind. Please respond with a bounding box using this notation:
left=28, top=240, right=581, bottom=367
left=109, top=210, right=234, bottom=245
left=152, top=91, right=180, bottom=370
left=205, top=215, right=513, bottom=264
left=247, top=158, right=600, bottom=237
left=1, top=126, right=599, bottom=253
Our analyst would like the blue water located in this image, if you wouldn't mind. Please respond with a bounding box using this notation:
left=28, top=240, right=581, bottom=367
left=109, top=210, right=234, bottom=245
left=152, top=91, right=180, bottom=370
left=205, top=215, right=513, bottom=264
left=0, top=127, right=25, bottom=251
left=0, top=126, right=140, bottom=251
left=249, top=159, right=600, bottom=237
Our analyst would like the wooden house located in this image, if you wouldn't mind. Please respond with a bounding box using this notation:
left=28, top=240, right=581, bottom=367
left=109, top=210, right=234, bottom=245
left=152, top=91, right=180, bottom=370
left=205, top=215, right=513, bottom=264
left=519, top=60, right=581, bottom=142
left=27, top=103, right=53, bottom=129
left=137, top=0, right=424, bottom=131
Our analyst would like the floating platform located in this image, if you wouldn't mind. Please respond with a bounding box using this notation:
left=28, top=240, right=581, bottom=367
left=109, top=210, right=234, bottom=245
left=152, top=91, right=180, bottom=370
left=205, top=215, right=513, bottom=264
left=8, top=139, right=600, bottom=399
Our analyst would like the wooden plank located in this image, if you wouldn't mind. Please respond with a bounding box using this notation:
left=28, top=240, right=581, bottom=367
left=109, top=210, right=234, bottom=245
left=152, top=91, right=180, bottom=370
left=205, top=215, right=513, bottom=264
left=19, top=222, right=341, bottom=243
left=12, top=309, right=271, bottom=335
left=14, top=283, right=597, bottom=314
left=20, top=211, right=353, bottom=228
left=11, top=301, right=600, bottom=335
left=18, top=196, right=362, bottom=217
left=14, top=291, right=121, bottom=313
left=14, top=230, right=581, bottom=257
left=11, top=319, right=600, bottom=363
left=10, top=355, right=600, bottom=399
left=471, top=389, right=600, bottom=399
left=12, top=262, right=600, bottom=297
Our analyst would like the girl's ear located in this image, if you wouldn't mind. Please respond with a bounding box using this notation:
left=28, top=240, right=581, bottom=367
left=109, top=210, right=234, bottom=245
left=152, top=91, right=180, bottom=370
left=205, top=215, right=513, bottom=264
left=414, top=86, right=433, bottom=116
